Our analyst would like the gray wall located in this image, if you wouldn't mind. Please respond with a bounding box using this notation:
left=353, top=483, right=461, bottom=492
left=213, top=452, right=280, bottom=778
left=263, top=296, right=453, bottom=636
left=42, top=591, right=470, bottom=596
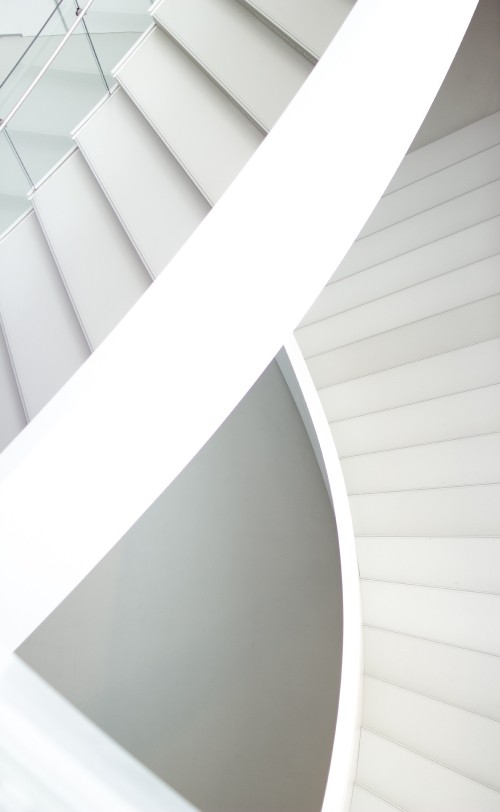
left=18, top=360, right=342, bottom=812
left=412, top=0, right=500, bottom=149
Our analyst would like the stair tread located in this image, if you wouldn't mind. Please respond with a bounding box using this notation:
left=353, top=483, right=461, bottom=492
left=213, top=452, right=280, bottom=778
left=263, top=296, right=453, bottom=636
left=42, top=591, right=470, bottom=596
left=116, top=26, right=264, bottom=203
left=360, top=141, right=500, bottom=239
left=0, top=211, right=89, bottom=418
left=240, top=0, right=354, bottom=59
left=298, top=254, right=500, bottom=356
left=387, top=110, right=500, bottom=193
left=0, top=326, right=26, bottom=452
left=75, top=88, right=210, bottom=278
left=301, top=215, right=500, bottom=326
left=303, top=295, right=500, bottom=390
left=154, top=0, right=312, bottom=131
left=357, top=730, right=500, bottom=812
left=331, top=384, right=500, bottom=458
left=333, top=177, right=500, bottom=281
left=319, top=338, right=500, bottom=422
left=31, top=150, right=151, bottom=348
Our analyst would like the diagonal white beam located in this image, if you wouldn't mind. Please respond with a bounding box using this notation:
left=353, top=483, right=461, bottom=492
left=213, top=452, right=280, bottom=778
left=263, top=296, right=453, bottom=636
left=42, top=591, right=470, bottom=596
left=0, top=0, right=478, bottom=662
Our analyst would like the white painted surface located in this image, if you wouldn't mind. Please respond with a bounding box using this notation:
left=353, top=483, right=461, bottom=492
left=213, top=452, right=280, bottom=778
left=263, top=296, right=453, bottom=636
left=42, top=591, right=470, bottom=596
left=0, top=0, right=478, bottom=658
left=364, top=627, right=500, bottom=722
left=31, top=150, right=151, bottom=348
left=363, top=676, right=500, bottom=791
left=356, top=730, right=500, bottom=812
left=358, top=537, right=500, bottom=594
left=360, top=141, right=500, bottom=237
left=342, top=433, right=500, bottom=495
left=75, top=88, right=210, bottom=277
left=0, top=324, right=26, bottom=452
left=306, top=214, right=500, bottom=324
left=334, top=177, right=500, bottom=280
left=241, top=0, right=355, bottom=59
left=116, top=26, right=264, bottom=202
left=350, top=485, right=500, bottom=538
left=154, top=0, right=312, bottom=131
left=361, top=580, right=500, bottom=656
left=320, top=338, right=500, bottom=421
left=0, top=211, right=89, bottom=417
left=279, top=339, right=362, bottom=812
left=307, top=120, right=500, bottom=812
left=331, top=385, right=500, bottom=457
left=307, top=294, right=500, bottom=389
left=350, top=785, right=400, bottom=812
left=388, top=110, right=500, bottom=192
left=299, top=254, right=500, bottom=356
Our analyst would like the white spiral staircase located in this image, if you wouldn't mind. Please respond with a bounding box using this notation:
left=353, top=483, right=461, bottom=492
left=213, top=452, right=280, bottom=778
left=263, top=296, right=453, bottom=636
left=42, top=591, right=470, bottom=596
left=0, top=0, right=499, bottom=810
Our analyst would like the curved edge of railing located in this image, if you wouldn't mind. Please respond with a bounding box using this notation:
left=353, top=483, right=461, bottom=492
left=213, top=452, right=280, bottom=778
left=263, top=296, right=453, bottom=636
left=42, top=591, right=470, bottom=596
left=0, top=0, right=479, bottom=661
left=277, top=340, right=362, bottom=812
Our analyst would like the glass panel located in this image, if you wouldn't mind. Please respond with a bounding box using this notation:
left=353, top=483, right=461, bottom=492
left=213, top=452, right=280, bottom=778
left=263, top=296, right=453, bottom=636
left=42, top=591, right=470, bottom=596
left=4, top=13, right=109, bottom=187
left=0, top=0, right=155, bottom=235
left=82, top=0, right=153, bottom=83
left=0, top=129, right=31, bottom=235
left=0, top=0, right=76, bottom=121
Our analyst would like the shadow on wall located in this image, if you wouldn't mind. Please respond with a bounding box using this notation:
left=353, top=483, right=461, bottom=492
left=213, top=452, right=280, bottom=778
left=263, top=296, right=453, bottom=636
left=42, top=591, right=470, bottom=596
left=17, top=359, right=343, bottom=812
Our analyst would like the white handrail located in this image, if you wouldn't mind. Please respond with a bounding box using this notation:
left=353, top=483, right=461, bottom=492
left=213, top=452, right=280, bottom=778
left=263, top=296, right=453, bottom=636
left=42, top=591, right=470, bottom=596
left=278, top=340, right=363, bottom=812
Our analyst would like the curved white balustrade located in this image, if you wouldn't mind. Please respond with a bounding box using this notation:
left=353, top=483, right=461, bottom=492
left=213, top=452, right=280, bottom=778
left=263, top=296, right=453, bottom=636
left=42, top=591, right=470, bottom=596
left=0, top=0, right=479, bottom=806
left=279, top=339, right=362, bottom=812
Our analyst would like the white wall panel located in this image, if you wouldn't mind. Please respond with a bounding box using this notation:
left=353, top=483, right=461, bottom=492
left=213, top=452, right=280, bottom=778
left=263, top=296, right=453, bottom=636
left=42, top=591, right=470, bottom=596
left=364, top=628, right=500, bottom=722
left=31, top=151, right=151, bottom=348
left=360, top=142, right=500, bottom=237
left=75, top=89, right=210, bottom=278
left=0, top=328, right=26, bottom=452
left=361, top=581, right=500, bottom=655
left=319, top=339, right=500, bottom=421
left=305, top=294, right=500, bottom=388
left=386, top=110, right=500, bottom=193
left=299, top=254, right=500, bottom=356
left=357, top=730, right=500, bottom=812
left=154, top=0, right=312, bottom=131
left=350, top=785, right=400, bottom=812
left=331, top=385, right=500, bottom=457
left=357, top=537, right=500, bottom=594
left=317, top=215, right=500, bottom=314
left=342, top=433, right=500, bottom=495
left=116, top=27, right=264, bottom=203
left=240, top=0, right=354, bottom=59
left=0, top=212, right=89, bottom=418
left=351, top=485, right=500, bottom=538
left=363, top=677, right=500, bottom=791
left=335, top=178, right=500, bottom=279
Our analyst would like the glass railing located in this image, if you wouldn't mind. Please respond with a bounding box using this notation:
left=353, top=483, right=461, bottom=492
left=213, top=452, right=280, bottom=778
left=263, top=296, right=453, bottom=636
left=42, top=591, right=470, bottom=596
left=0, top=0, right=152, bottom=236
left=0, top=2, right=76, bottom=118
